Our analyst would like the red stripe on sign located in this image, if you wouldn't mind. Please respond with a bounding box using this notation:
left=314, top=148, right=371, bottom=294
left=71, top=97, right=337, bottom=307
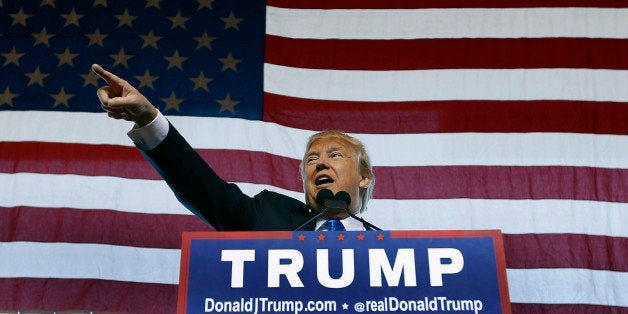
left=268, top=0, right=628, bottom=9
left=263, top=94, right=628, bottom=135
left=2, top=206, right=626, bottom=272
left=3, top=142, right=627, bottom=202
left=266, top=36, right=628, bottom=70
left=0, top=278, right=177, bottom=313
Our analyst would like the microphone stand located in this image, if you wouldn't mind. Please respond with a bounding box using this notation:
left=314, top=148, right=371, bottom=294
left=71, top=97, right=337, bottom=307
left=328, top=192, right=383, bottom=231
left=293, top=207, right=328, bottom=231
left=332, top=192, right=382, bottom=231
left=344, top=210, right=382, bottom=231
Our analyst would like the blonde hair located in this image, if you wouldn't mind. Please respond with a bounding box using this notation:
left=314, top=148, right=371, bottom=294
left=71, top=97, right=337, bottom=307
left=300, top=130, right=375, bottom=212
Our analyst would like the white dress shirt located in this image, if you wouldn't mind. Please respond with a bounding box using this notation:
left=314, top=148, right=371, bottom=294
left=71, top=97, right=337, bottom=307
left=316, top=217, right=366, bottom=231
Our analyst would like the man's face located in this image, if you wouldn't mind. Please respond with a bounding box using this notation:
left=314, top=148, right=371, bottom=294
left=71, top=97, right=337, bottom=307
left=304, top=138, right=370, bottom=217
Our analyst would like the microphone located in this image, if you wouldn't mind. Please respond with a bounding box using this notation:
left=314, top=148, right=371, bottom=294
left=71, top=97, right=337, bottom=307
left=316, top=188, right=334, bottom=207
left=323, top=189, right=350, bottom=210
left=334, top=191, right=382, bottom=231
left=294, top=189, right=383, bottom=231
left=334, top=191, right=351, bottom=208
left=293, top=189, right=332, bottom=231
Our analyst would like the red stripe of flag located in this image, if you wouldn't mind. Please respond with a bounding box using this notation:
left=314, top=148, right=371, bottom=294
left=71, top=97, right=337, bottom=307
left=0, top=206, right=210, bottom=249
left=511, top=303, right=627, bottom=313
left=268, top=0, right=628, bottom=9
left=502, top=233, right=627, bottom=271
left=263, top=94, right=628, bottom=135
left=1, top=278, right=626, bottom=313
left=0, top=141, right=158, bottom=179
left=0, top=278, right=176, bottom=313
left=266, top=36, right=628, bottom=70
left=1, top=206, right=626, bottom=271
left=375, top=165, right=628, bottom=202
left=3, top=142, right=627, bottom=202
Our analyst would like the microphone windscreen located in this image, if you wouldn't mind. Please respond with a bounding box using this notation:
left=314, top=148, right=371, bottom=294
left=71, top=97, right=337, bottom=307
left=316, top=189, right=334, bottom=206
left=335, top=191, right=351, bottom=206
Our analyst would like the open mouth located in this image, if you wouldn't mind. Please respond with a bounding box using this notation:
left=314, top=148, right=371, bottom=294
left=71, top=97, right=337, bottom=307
left=315, top=175, right=334, bottom=186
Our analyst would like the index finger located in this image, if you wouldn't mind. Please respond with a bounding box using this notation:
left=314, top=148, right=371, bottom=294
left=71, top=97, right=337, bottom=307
left=91, top=64, right=124, bottom=86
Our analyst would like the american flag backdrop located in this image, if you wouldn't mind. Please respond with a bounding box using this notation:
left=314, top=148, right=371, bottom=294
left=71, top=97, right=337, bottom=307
left=1, top=0, right=627, bottom=313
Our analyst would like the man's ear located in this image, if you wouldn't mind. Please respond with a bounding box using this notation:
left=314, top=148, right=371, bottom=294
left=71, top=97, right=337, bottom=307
left=359, top=175, right=371, bottom=189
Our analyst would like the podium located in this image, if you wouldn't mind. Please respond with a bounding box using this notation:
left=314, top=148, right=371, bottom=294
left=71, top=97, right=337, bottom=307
left=177, top=230, right=511, bottom=314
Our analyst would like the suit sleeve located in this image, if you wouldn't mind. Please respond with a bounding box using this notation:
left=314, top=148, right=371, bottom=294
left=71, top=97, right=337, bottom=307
left=140, top=122, right=259, bottom=230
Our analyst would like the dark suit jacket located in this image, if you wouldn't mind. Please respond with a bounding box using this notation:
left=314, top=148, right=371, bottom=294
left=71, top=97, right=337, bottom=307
left=141, top=123, right=317, bottom=231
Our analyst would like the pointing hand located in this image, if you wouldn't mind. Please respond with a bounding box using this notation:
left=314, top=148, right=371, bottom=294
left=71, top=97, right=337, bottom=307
left=92, top=64, right=158, bottom=127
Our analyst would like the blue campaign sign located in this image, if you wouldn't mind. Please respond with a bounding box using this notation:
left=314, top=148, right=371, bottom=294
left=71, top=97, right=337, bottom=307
left=177, top=230, right=511, bottom=314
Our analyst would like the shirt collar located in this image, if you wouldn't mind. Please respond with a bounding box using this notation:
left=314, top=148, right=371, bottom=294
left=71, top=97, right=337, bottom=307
left=315, top=216, right=366, bottom=231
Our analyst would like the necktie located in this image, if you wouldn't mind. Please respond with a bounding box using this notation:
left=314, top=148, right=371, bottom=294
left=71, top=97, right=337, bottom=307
left=322, top=219, right=345, bottom=231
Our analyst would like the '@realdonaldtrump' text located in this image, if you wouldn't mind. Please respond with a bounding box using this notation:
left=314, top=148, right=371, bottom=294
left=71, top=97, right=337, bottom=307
left=356, top=296, right=484, bottom=313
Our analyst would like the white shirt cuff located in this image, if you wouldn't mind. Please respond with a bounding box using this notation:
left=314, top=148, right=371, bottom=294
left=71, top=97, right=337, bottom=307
left=127, top=111, right=169, bottom=150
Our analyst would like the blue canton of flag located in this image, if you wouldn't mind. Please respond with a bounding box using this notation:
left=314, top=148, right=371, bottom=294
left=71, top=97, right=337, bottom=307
left=0, top=0, right=265, bottom=119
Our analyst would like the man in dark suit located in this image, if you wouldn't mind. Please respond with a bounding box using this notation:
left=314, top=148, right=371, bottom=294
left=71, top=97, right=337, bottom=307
left=93, top=64, right=375, bottom=231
